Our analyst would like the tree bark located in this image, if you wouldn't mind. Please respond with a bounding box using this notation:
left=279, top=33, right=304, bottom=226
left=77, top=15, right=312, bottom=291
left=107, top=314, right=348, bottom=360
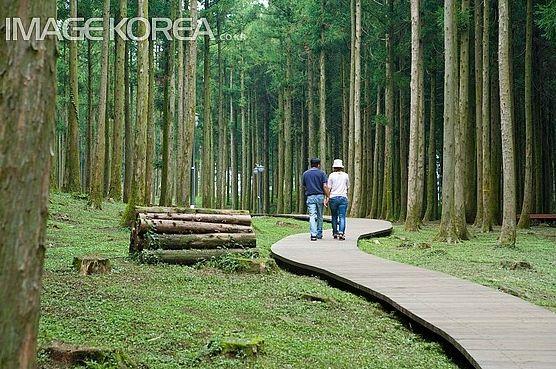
left=145, top=213, right=252, bottom=226
left=144, top=38, right=155, bottom=205
left=202, top=8, right=213, bottom=208
left=0, top=1, right=56, bottom=367
left=498, top=0, right=516, bottom=245
left=86, top=39, right=94, bottom=192
left=123, top=42, right=133, bottom=203
left=284, top=47, right=293, bottom=214
left=176, top=1, right=185, bottom=206
left=518, top=0, right=533, bottom=229
left=139, top=219, right=254, bottom=235
left=307, top=49, right=316, bottom=159
left=241, top=68, right=250, bottom=210
left=423, top=72, right=437, bottom=222
left=230, top=68, right=239, bottom=209
left=348, top=0, right=356, bottom=181
left=123, top=0, right=149, bottom=223
left=398, top=88, right=408, bottom=222
left=217, top=14, right=226, bottom=208
left=382, top=0, right=395, bottom=220
left=145, top=249, right=251, bottom=265
left=319, top=2, right=327, bottom=169
left=180, top=0, right=198, bottom=206
left=144, top=233, right=257, bottom=250
left=90, top=0, right=111, bottom=209
left=370, top=87, right=383, bottom=218
left=474, top=0, right=484, bottom=226
left=437, top=0, right=461, bottom=242
left=109, top=0, right=127, bottom=201
left=405, top=0, right=423, bottom=230
left=482, top=0, right=494, bottom=232
left=454, top=0, right=471, bottom=239
left=350, top=0, right=363, bottom=217
left=136, top=206, right=249, bottom=215
left=161, top=8, right=177, bottom=206
left=65, top=0, right=81, bottom=193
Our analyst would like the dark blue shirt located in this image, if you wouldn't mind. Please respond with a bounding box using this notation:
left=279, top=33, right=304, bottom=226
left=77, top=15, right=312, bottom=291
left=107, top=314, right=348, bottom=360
left=302, top=168, right=328, bottom=196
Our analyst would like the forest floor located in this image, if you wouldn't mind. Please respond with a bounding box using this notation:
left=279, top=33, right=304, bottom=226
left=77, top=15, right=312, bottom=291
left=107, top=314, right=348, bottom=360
left=40, top=192, right=463, bottom=369
left=360, top=223, right=556, bottom=312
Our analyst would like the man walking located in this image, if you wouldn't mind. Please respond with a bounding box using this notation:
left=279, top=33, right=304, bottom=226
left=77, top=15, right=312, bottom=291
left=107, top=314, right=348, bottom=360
left=302, top=158, right=329, bottom=241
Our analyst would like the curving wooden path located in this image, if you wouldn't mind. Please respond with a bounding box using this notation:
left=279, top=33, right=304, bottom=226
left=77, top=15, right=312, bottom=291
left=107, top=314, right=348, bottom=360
left=270, top=217, right=556, bottom=369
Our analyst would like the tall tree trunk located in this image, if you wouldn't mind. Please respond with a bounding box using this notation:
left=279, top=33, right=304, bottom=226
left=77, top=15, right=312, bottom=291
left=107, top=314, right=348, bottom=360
left=481, top=0, right=493, bottom=232
left=382, top=0, right=394, bottom=220
left=90, top=0, right=111, bottom=209
left=319, top=1, right=327, bottom=169
left=202, top=12, right=213, bottom=208
left=307, top=49, right=316, bottom=158
left=161, top=33, right=176, bottom=206
left=241, top=69, right=249, bottom=210
left=297, top=101, right=306, bottom=213
left=491, top=56, right=502, bottom=224
left=474, top=0, right=484, bottom=226
left=348, top=0, right=356, bottom=180
left=144, top=39, right=155, bottom=205
left=284, top=49, right=293, bottom=213
left=350, top=0, right=363, bottom=217
left=437, top=0, right=460, bottom=242
left=498, top=0, right=516, bottom=245
left=423, top=72, right=437, bottom=222
left=370, top=87, right=383, bottom=218
left=217, top=15, right=226, bottom=209
left=405, top=0, right=423, bottom=230
left=123, top=42, right=133, bottom=203
left=342, top=57, right=349, bottom=163
left=362, top=60, right=373, bottom=217
left=103, top=51, right=112, bottom=196
left=123, top=0, right=149, bottom=223
left=181, top=0, right=198, bottom=206
left=263, top=94, right=270, bottom=213
left=398, top=88, right=408, bottom=222
left=518, top=0, right=533, bottom=229
left=0, top=2, right=56, bottom=367
left=454, top=0, right=470, bottom=239
left=176, top=1, right=185, bottom=205
left=230, top=68, right=238, bottom=209
left=87, top=39, right=94, bottom=192
left=65, top=0, right=81, bottom=193
left=109, top=0, right=127, bottom=201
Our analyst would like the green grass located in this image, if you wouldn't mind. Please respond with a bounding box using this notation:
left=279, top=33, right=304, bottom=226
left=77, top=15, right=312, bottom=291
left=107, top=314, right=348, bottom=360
left=40, top=192, right=462, bottom=369
left=360, top=223, right=556, bottom=312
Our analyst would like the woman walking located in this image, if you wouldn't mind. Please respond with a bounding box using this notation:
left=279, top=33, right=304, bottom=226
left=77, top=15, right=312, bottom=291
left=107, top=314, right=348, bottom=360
left=326, top=159, right=350, bottom=240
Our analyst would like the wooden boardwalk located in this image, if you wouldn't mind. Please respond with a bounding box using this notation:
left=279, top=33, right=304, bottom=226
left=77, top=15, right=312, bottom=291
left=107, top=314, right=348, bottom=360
left=270, top=218, right=556, bottom=369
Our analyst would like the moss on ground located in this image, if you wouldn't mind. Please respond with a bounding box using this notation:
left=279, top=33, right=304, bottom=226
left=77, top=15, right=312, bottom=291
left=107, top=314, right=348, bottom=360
left=41, top=192, right=462, bottom=369
left=360, top=223, right=556, bottom=312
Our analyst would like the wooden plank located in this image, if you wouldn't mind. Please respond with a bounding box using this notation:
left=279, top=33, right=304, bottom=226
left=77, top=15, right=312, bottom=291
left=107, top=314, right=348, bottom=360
left=270, top=218, right=556, bottom=369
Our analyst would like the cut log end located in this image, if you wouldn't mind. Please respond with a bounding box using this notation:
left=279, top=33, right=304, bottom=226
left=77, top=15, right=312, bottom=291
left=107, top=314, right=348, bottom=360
left=73, top=256, right=111, bottom=275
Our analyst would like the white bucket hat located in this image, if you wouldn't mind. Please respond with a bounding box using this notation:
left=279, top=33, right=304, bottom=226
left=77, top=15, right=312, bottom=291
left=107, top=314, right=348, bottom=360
left=332, top=159, right=344, bottom=168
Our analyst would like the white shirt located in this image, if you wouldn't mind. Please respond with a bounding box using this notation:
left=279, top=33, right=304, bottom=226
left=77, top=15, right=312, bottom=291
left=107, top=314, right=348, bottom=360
left=327, top=171, right=350, bottom=198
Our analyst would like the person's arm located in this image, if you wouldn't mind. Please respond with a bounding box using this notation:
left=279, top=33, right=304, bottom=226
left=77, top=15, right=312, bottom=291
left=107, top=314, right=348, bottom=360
left=323, top=173, right=331, bottom=206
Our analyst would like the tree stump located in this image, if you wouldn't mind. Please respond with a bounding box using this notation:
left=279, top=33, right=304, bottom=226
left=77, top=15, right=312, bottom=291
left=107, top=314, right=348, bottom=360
left=73, top=256, right=111, bottom=275
left=209, top=337, right=264, bottom=358
left=42, top=342, right=138, bottom=368
left=233, top=257, right=277, bottom=273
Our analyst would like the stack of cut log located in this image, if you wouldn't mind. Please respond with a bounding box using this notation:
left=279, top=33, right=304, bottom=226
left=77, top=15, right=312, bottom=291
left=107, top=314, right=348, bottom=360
left=130, top=207, right=257, bottom=265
